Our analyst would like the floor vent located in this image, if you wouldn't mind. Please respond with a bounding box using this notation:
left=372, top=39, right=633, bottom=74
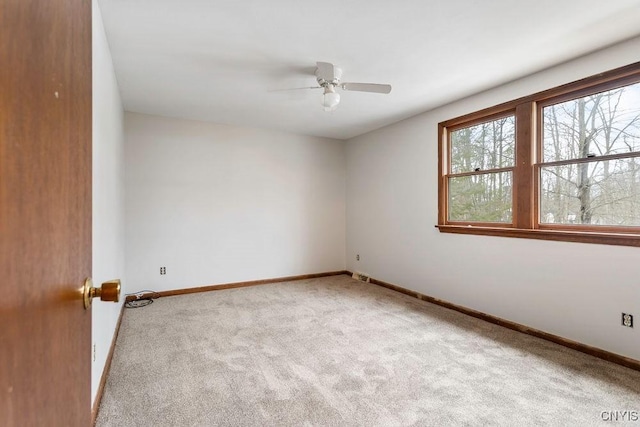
left=352, top=272, right=370, bottom=283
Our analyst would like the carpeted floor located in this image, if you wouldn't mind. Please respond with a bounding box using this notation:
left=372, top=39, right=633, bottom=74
left=96, top=275, right=640, bottom=426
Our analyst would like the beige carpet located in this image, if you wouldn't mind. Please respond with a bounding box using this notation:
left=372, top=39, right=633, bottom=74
left=96, top=275, right=640, bottom=426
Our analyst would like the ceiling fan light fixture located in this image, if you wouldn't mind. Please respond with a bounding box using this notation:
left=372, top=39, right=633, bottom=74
left=322, top=85, right=340, bottom=111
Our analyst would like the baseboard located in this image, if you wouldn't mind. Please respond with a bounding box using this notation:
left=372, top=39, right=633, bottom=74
left=91, top=302, right=126, bottom=426
left=126, top=270, right=349, bottom=301
left=349, top=272, right=640, bottom=372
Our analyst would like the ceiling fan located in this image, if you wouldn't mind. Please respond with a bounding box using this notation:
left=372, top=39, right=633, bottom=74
left=283, top=62, right=392, bottom=112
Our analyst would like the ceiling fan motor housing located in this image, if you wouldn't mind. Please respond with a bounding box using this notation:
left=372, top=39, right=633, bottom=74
left=316, top=66, right=342, bottom=88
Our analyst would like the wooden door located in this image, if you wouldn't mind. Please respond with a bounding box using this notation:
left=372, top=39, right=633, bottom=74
left=0, top=0, right=93, bottom=425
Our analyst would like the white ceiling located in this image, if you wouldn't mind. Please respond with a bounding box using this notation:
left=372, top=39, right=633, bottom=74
left=99, top=0, right=640, bottom=140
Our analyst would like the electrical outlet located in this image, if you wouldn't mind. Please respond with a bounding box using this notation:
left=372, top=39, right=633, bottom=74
left=93, top=343, right=96, bottom=362
left=622, top=313, right=634, bottom=328
left=356, top=254, right=360, bottom=261
left=160, top=266, right=166, bottom=275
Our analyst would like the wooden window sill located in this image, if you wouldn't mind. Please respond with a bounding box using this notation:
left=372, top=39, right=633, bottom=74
left=436, top=225, right=640, bottom=247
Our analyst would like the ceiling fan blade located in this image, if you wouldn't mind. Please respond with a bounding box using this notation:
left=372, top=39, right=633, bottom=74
left=316, top=62, right=336, bottom=81
left=341, top=82, right=392, bottom=94
left=268, top=86, right=321, bottom=92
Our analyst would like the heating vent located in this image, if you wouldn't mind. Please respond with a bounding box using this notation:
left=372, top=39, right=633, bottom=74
left=352, top=272, right=370, bottom=283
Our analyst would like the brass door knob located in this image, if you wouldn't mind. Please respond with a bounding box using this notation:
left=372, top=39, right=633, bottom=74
left=83, top=278, right=121, bottom=309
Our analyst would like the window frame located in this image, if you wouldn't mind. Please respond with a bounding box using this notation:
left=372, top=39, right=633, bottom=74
left=437, top=61, right=640, bottom=247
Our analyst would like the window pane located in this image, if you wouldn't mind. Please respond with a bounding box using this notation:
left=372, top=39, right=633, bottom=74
left=542, top=81, right=640, bottom=162
left=540, top=157, right=640, bottom=226
left=450, top=116, right=515, bottom=173
left=448, top=172, right=512, bottom=222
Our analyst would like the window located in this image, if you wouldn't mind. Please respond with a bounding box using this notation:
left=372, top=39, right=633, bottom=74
left=448, top=115, right=515, bottom=224
left=539, top=83, right=640, bottom=227
left=438, top=62, right=640, bottom=246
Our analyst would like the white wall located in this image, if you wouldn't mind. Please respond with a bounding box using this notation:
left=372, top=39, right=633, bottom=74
left=92, top=0, right=126, bottom=403
left=346, top=36, right=640, bottom=361
left=125, top=113, right=345, bottom=292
